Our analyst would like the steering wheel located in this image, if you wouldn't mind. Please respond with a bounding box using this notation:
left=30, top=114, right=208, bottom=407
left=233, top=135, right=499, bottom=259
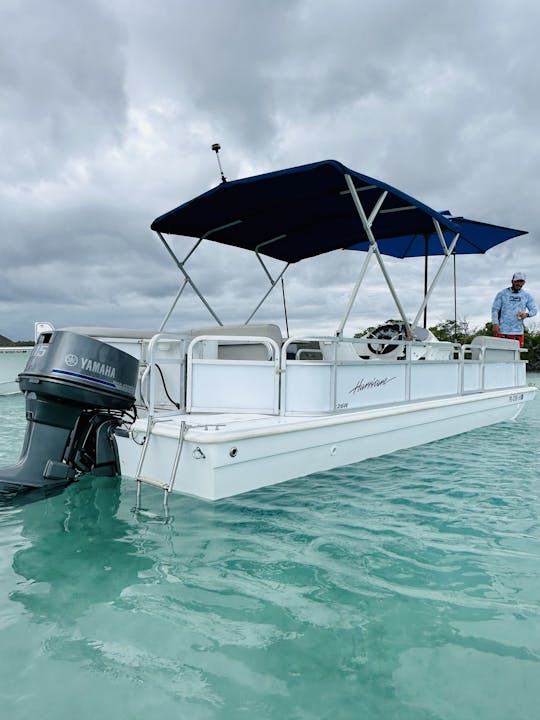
left=366, top=323, right=406, bottom=355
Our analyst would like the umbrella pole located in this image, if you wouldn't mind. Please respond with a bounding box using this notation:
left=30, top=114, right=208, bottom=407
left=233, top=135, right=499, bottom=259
left=453, top=253, right=457, bottom=341
left=411, top=227, right=460, bottom=331
left=423, top=236, right=428, bottom=328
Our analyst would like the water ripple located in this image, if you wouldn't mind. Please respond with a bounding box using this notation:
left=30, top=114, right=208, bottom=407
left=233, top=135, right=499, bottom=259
left=0, top=377, right=539, bottom=718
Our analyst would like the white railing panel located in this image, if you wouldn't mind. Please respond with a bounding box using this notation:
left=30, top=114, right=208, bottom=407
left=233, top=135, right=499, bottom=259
left=187, top=334, right=280, bottom=413
left=463, top=362, right=482, bottom=392
left=410, top=362, right=460, bottom=399
left=335, top=363, right=407, bottom=410
left=144, top=334, right=188, bottom=413
left=484, top=363, right=518, bottom=390
left=283, top=363, right=333, bottom=413
left=189, top=361, right=278, bottom=413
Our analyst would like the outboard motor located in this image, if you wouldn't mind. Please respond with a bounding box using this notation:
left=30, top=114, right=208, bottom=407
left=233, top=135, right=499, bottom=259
left=0, top=331, right=138, bottom=492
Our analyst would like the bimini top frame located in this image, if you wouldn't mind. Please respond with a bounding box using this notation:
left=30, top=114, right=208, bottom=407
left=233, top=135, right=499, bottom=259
left=151, top=159, right=526, bottom=333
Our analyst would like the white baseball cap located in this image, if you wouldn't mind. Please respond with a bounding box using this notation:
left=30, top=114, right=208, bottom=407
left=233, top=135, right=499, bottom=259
left=512, top=272, right=526, bottom=281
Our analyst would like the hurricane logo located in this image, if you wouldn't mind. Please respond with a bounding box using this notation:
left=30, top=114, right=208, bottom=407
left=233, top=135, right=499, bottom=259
left=65, top=353, right=79, bottom=367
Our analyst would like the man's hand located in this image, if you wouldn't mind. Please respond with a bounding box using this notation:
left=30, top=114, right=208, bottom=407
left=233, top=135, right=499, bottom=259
left=493, top=323, right=500, bottom=334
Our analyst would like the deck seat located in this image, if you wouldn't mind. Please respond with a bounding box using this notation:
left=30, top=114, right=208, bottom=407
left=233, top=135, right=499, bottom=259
left=190, top=324, right=282, bottom=360
left=470, top=335, right=520, bottom=361
left=319, top=340, right=362, bottom=361
left=60, top=326, right=159, bottom=340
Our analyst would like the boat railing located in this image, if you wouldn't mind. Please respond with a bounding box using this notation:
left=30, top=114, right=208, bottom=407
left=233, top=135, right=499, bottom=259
left=139, top=331, right=526, bottom=419
left=279, top=335, right=523, bottom=415
left=461, top=336, right=525, bottom=391
left=186, top=334, right=281, bottom=414
left=142, top=332, right=189, bottom=415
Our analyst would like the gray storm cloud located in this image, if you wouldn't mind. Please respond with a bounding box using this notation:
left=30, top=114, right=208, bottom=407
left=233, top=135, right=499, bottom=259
left=1, top=0, right=538, bottom=340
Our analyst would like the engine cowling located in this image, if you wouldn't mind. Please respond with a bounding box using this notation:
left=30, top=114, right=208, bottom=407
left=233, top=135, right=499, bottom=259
left=0, top=331, right=138, bottom=493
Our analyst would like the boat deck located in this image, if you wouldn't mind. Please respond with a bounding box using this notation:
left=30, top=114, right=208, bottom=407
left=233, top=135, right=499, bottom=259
left=130, top=381, right=535, bottom=443
left=119, top=382, right=536, bottom=500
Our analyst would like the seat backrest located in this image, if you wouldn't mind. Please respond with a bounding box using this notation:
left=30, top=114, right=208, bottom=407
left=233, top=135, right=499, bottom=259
left=470, top=335, right=520, bottom=361
left=189, top=324, right=282, bottom=361
left=61, top=326, right=159, bottom=339
left=190, top=323, right=282, bottom=345
left=319, top=340, right=361, bottom=361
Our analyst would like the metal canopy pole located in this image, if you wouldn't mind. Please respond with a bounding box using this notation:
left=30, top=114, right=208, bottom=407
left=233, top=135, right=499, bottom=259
left=411, top=221, right=460, bottom=331
left=254, top=235, right=286, bottom=281
left=336, top=245, right=375, bottom=336
left=159, top=278, right=188, bottom=331
left=242, top=235, right=290, bottom=324
left=157, top=232, right=223, bottom=326
left=336, top=186, right=390, bottom=335
left=252, top=237, right=293, bottom=336
left=245, top=262, right=290, bottom=324
left=344, top=174, right=412, bottom=338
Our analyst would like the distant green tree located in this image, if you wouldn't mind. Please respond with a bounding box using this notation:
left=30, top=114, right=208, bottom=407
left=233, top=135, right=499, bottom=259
left=430, top=320, right=540, bottom=370
left=524, top=328, right=540, bottom=370
left=429, top=319, right=475, bottom=345
left=477, top=321, right=494, bottom=337
left=0, top=334, right=33, bottom=347
left=354, top=320, right=403, bottom=338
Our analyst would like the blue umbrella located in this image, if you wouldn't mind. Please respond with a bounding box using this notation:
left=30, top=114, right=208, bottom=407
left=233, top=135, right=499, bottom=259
left=346, top=214, right=527, bottom=330
left=346, top=216, right=526, bottom=257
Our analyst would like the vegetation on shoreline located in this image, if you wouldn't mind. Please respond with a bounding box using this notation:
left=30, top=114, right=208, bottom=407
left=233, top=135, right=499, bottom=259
left=429, top=320, right=540, bottom=371
left=0, top=335, right=34, bottom=348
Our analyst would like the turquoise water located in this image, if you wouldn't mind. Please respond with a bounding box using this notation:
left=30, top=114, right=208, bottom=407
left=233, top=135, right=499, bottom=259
left=0, top=380, right=539, bottom=720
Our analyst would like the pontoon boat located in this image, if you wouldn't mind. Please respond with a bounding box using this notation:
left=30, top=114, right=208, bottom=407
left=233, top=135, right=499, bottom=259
left=0, top=160, right=536, bottom=500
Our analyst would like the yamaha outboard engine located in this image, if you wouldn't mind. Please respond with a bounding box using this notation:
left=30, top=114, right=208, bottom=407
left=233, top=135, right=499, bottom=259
left=0, top=331, right=138, bottom=492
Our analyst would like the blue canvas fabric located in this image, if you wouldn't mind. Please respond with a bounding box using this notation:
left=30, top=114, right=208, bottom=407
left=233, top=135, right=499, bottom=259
left=491, top=287, right=538, bottom=334
left=347, top=217, right=527, bottom=258
left=151, top=160, right=526, bottom=263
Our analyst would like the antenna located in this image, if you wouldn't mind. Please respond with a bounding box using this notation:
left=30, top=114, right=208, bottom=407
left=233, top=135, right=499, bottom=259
left=211, top=143, right=227, bottom=183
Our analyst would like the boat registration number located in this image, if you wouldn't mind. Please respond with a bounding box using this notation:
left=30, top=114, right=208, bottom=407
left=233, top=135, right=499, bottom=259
left=509, top=393, right=524, bottom=402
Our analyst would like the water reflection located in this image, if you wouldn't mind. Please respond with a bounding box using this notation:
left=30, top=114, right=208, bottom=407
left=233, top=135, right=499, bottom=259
left=10, top=477, right=154, bottom=625
left=0, top=481, right=70, bottom=507
left=0, top=388, right=539, bottom=718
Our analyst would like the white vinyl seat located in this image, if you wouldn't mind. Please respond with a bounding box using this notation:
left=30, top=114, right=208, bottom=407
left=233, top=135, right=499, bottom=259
left=319, top=340, right=361, bottom=361
left=190, top=324, right=282, bottom=360
left=470, top=335, right=520, bottom=361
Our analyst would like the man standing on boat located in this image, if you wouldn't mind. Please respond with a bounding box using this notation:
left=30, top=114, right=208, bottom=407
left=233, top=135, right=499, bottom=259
left=491, top=272, right=537, bottom=347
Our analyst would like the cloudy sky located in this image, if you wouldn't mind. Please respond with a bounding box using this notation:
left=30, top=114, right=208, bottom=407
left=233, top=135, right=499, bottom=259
left=1, top=0, right=539, bottom=341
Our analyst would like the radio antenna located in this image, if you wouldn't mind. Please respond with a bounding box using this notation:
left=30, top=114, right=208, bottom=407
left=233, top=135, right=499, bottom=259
left=211, top=143, right=227, bottom=183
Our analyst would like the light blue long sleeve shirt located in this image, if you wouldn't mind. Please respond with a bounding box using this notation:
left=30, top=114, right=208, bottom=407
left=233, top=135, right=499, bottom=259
left=491, top=287, right=537, bottom=334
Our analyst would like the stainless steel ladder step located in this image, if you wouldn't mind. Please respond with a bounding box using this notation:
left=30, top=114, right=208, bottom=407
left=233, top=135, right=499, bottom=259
left=137, top=475, right=169, bottom=490
left=134, top=417, right=188, bottom=506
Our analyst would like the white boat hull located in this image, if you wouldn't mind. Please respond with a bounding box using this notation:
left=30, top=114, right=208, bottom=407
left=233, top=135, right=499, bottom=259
left=0, top=347, right=32, bottom=395
left=117, top=385, right=535, bottom=500
left=14, top=161, right=535, bottom=501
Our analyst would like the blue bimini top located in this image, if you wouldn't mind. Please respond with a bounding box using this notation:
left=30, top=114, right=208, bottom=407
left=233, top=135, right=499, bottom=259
left=151, top=160, right=526, bottom=263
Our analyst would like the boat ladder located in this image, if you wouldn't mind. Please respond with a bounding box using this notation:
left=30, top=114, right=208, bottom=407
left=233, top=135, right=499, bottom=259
left=134, top=415, right=188, bottom=508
